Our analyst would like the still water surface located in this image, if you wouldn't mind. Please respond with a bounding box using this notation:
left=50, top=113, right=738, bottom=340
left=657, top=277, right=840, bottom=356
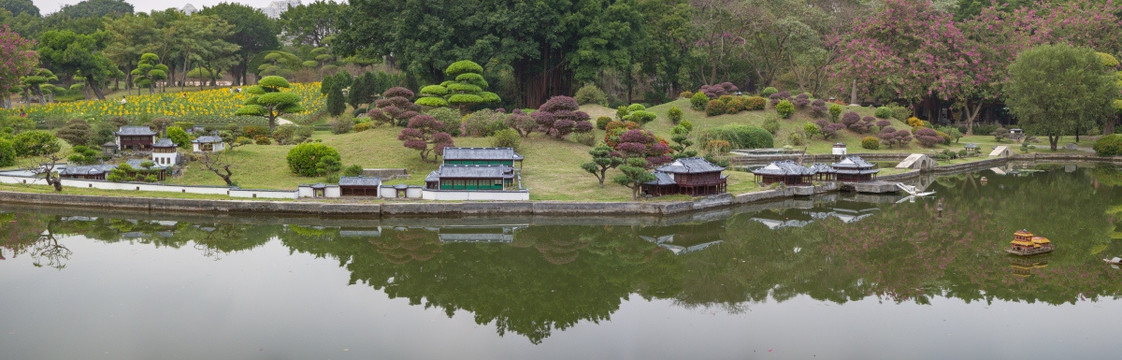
left=2, top=164, right=1122, bottom=359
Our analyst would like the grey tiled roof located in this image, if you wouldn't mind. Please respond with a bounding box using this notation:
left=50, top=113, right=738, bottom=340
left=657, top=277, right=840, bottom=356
left=125, top=159, right=167, bottom=170
left=831, top=156, right=875, bottom=169
left=433, top=165, right=514, bottom=179
left=339, top=176, right=381, bottom=186
left=116, top=126, right=156, bottom=136
left=153, top=138, right=176, bottom=148
left=192, top=136, right=223, bottom=143
left=810, top=163, right=836, bottom=173
left=656, top=157, right=724, bottom=174
left=644, top=171, right=676, bottom=186
left=443, top=147, right=524, bottom=161
left=60, top=164, right=117, bottom=176
left=752, top=161, right=815, bottom=176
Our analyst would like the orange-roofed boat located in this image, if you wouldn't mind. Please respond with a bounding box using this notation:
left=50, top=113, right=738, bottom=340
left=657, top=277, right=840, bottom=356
left=1006, top=229, right=1054, bottom=256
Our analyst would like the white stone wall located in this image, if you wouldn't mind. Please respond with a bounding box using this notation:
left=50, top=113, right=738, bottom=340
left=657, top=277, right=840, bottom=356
left=0, top=174, right=296, bottom=199
left=421, top=189, right=529, bottom=201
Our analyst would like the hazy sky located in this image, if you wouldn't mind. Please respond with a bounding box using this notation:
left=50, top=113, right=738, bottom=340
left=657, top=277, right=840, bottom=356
left=34, top=0, right=282, bottom=15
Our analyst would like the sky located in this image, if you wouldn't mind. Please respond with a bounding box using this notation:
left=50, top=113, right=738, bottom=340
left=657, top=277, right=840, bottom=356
left=33, top=0, right=282, bottom=15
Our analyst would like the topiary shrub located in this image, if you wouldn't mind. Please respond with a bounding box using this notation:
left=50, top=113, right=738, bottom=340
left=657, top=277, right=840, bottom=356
left=775, top=100, right=795, bottom=118
left=679, top=120, right=693, bottom=132
left=760, top=87, right=778, bottom=98
left=874, top=106, right=892, bottom=119
left=680, top=91, right=693, bottom=99
left=915, top=127, right=942, bottom=147
left=254, top=135, right=272, bottom=145
left=571, top=131, right=597, bottom=146
left=811, top=99, right=827, bottom=118
left=690, top=92, right=709, bottom=111
left=816, top=120, right=844, bottom=139
left=787, top=132, right=805, bottom=146
left=1094, top=134, right=1122, bottom=156
left=625, top=110, right=657, bottom=125
left=794, top=93, right=810, bottom=108
left=828, top=104, right=843, bottom=122
left=861, top=136, right=880, bottom=150
left=287, top=143, right=341, bottom=177
left=461, top=109, right=508, bottom=137
left=492, top=128, right=523, bottom=150
left=596, top=116, right=612, bottom=130
left=699, top=82, right=739, bottom=98
left=0, top=139, right=13, bottom=167
left=697, top=124, right=774, bottom=149
left=907, top=116, right=927, bottom=128
left=668, top=106, right=683, bottom=124
left=992, top=127, right=1009, bottom=142
left=876, top=119, right=892, bottom=129
left=725, top=97, right=745, bottom=114
left=769, top=90, right=791, bottom=106
left=744, top=96, right=766, bottom=111
left=889, top=104, right=911, bottom=122
left=705, top=100, right=726, bottom=116
left=574, top=84, right=608, bottom=106
left=803, top=122, right=820, bottom=139
left=762, top=115, right=781, bottom=135
left=841, top=111, right=860, bottom=129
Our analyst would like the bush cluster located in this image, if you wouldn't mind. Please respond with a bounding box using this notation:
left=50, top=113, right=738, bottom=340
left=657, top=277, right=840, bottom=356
left=762, top=115, right=781, bottom=135
left=793, top=93, right=810, bottom=108
left=744, top=96, right=766, bottom=111
left=705, top=100, right=726, bottom=116
left=699, top=82, right=739, bottom=98
left=1094, top=134, right=1122, bottom=156
left=915, top=127, right=943, bottom=147
left=697, top=124, right=774, bottom=149
left=906, top=116, right=927, bottom=128
left=491, top=128, right=522, bottom=150
left=760, top=87, right=778, bottom=98
left=874, top=106, right=892, bottom=119
left=690, top=92, right=709, bottom=111
left=668, top=106, right=683, bottom=124
left=769, top=90, right=791, bottom=106
left=811, top=99, right=827, bottom=118
left=596, top=116, right=612, bottom=130
left=573, top=84, right=609, bottom=106
left=775, top=100, right=795, bottom=118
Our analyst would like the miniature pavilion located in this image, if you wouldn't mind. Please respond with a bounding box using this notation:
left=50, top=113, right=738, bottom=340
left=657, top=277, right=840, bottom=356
left=641, top=157, right=727, bottom=197
left=751, top=161, right=816, bottom=185
left=831, top=156, right=879, bottom=182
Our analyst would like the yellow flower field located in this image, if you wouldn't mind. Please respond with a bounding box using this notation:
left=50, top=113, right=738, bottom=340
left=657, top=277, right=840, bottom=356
left=4, top=83, right=324, bottom=125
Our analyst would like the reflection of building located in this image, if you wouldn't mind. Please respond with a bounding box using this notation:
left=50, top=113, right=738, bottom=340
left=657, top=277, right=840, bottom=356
left=436, top=225, right=523, bottom=243
left=639, top=234, right=723, bottom=255
left=1009, top=254, right=1050, bottom=278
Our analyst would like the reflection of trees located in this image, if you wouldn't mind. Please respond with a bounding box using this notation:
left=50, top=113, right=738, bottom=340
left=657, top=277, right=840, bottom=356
left=30, top=230, right=71, bottom=269
left=373, top=228, right=442, bottom=264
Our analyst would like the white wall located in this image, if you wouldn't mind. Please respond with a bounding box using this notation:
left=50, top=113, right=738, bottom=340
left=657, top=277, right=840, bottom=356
left=0, top=174, right=295, bottom=199
left=422, top=189, right=529, bottom=201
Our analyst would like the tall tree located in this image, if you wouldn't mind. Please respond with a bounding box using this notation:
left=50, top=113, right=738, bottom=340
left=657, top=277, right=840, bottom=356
left=131, top=53, right=168, bottom=94
left=0, top=0, right=38, bottom=17
left=197, top=3, right=279, bottom=86
left=278, top=0, right=345, bottom=47
left=1006, top=44, right=1116, bottom=150
left=103, top=13, right=160, bottom=94
left=36, top=30, right=118, bottom=100
left=19, top=68, right=55, bottom=105
left=0, top=25, right=36, bottom=108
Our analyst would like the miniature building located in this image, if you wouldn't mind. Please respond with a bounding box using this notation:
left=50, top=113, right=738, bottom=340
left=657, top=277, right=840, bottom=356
left=831, top=156, right=879, bottom=182
left=752, top=161, right=815, bottom=185
left=338, top=176, right=381, bottom=196
left=191, top=136, right=226, bottom=152
left=425, top=165, right=517, bottom=190
left=641, top=158, right=727, bottom=197
left=832, top=143, right=847, bottom=156
left=124, top=159, right=170, bottom=181
left=59, top=164, right=117, bottom=180
left=1007, top=229, right=1053, bottom=256
left=809, top=163, right=836, bottom=181
left=297, top=183, right=340, bottom=198
left=115, top=126, right=158, bottom=150
left=151, top=138, right=179, bottom=166
left=442, top=147, right=523, bottom=167
left=1009, top=128, right=1024, bottom=140
left=101, top=142, right=119, bottom=155
left=965, top=143, right=979, bottom=155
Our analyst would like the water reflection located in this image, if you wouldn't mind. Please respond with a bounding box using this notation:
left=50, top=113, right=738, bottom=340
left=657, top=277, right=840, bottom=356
left=2, top=165, right=1122, bottom=344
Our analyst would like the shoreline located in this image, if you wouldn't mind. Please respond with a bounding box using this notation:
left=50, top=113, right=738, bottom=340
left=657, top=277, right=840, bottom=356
left=0, top=153, right=1116, bottom=218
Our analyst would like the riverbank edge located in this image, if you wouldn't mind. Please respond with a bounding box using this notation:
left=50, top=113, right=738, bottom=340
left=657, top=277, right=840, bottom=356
left=0, top=153, right=1116, bottom=217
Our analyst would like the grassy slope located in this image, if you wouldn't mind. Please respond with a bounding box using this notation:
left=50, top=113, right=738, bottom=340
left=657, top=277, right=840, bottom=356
left=162, top=98, right=1094, bottom=199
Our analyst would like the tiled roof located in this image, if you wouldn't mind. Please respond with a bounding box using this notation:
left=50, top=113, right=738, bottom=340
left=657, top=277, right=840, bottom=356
left=831, top=156, right=875, bottom=169
left=443, top=147, right=524, bottom=161
left=60, top=164, right=117, bottom=176
left=339, top=176, right=381, bottom=186
left=752, top=161, right=815, bottom=176
left=192, top=136, right=223, bottom=143
left=655, top=157, right=724, bottom=174
left=153, top=138, right=176, bottom=148
left=125, top=159, right=167, bottom=170
left=810, top=163, right=836, bottom=173
left=644, top=171, right=676, bottom=185
left=433, top=164, right=514, bottom=179
left=116, top=126, right=156, bottom=136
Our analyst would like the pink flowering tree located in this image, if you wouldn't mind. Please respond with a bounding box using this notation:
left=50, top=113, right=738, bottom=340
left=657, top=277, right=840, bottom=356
left=0, top=25, right=37, bottom=108
left=398, top=114, right=454, bottom=162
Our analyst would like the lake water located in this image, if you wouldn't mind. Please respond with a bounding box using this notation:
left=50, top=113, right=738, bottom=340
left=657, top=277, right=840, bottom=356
left=3, top=163, right=1122, bottom=359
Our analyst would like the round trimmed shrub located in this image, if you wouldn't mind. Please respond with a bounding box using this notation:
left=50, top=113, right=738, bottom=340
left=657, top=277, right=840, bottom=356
left=744, top=96, right=767, bottom=111
left=762, top=115, right=781, bottom=135
left=668, top=106, right=683, bottom=124
left=287, top=143, right=341, bottom=177
left=0, top=139, right=14, bottom=167
left=680, top=91, right=693, bottom=99
left=861, top=136, right=880, bottom=150
left=915, top=127, right=942, bottom=147
left=874, top=106, right=892, bottom=119
left=1094, top=134, right=1122, bottom=156
left=574, top=84, right=608, bottom=105
left=775, top=100, right=795, bottom=118
left=491, top=128, right=522, bottom=150
left=705, top=100, right=726, bottom=116
left=690, top=92, right=709, bottom=111
left=596, top=116, right=612, bottom=130
left=828, top=104, right=843, bottom=122
left=760, top=87, right=778, bottom=98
